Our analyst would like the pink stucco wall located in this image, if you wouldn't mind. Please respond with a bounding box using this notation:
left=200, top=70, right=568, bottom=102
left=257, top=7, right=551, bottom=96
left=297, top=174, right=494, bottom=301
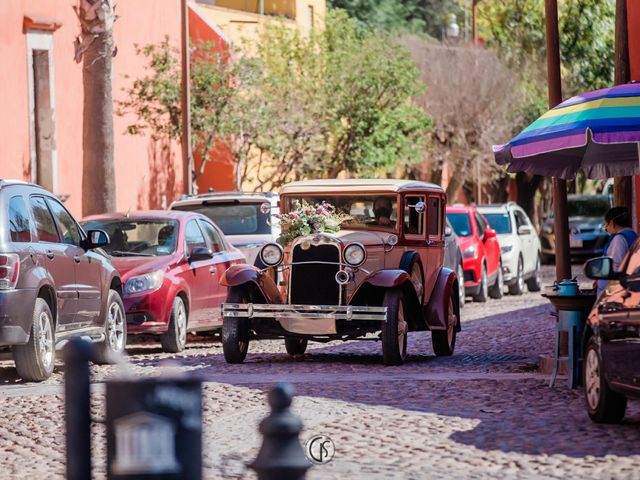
left=0, top=0, right=184, bottom=217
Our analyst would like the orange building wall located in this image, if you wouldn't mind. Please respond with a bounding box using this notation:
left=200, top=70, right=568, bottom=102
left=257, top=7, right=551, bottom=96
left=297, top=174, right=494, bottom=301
left=189, top=4, right=237, bottom=193
left=0, top=0, right=184, bottom=217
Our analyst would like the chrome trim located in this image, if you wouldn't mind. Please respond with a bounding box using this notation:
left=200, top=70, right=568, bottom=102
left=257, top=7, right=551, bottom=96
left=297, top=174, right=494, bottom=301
left=259, top=242, right=284, bottom=267
left=344, top=242, right=367, bottom=267
left=222, top=303, right=387, bottom=321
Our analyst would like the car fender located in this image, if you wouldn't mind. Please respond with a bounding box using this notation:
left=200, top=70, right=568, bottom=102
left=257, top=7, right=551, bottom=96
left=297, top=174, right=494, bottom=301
left=220, top=264, right=282, bottom=304
left=423, top=267, right=461, bottom=332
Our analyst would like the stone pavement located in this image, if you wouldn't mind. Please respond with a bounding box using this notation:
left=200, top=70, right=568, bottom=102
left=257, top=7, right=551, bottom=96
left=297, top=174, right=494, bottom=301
left=0, top=266, right=639, bottom=479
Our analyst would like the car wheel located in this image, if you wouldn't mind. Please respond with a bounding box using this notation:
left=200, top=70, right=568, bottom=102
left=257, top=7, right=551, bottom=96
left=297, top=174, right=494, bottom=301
left=584, top=338, right=627, bottom=423
left=222, top=287, right=251, bottom=364
left=457, top=263, right=466, bottom=309
left=509, top=257, right=525, bottom=295
left=488, top=262, right=504, bottom=299
left=381, top=288, right=408, bottom=366
left=94, top=290, right=127, bottom=364
left=473, top=264, right=488, bottom=303
left=432, top=294, right=458, bottom=356
left=161, top=296, right=188, bottom=353
left=284, top=337, right=308, bottom=356
left=526, top=256, right=543, bottom=292
left=13, top=298, right=55, bottom=382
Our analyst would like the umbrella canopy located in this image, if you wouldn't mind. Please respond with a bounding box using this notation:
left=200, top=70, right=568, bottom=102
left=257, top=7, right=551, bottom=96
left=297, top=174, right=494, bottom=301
left=494, top=82, right=640, bottom=179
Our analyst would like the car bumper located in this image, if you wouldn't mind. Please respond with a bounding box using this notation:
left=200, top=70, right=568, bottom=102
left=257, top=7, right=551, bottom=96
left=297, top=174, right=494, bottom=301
left=462, top=256, right=482, bottom=288
left=541, top=233, right=608, bottom=258
left=123, top=290, right=171, bottom=334
left=501, top=251, right=518, bottom=284
left=0, top=289, right=37, bottom=345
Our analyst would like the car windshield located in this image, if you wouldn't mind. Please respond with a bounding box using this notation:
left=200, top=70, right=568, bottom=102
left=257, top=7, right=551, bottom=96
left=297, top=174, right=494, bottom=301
left=81, top=219, right=179, bottom=256
left=567, top=197, right=610, bottom=218
left=281, top=194, right=399, bottom=233
left=173, top=202, right=271, bottom=236
left=446, top=213, right=472, bottom=237
left=483, top=213, right=512, bottom=234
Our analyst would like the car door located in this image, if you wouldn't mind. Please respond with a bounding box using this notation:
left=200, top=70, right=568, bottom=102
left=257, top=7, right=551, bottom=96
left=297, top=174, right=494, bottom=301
left=198, top=219, right=228, bottom=327
left=29, top=195, right=78, bottom=329
left=181, top=220, right=215, bottom=326
left=45, top=197, right=103, bottom=328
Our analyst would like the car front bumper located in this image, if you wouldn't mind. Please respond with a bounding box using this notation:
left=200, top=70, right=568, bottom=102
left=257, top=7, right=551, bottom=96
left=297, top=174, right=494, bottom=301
left=123, top=289, right=171, bottom=334
left=0, top=288, right=37, bottom=345
left=540, top=232, right=608, bottom=258
left=222, top=303, right=387, bottom=335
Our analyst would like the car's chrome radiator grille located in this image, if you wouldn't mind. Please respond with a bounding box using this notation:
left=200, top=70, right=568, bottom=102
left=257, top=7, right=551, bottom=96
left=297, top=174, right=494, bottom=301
left=290, top=244, right=340, bottom=305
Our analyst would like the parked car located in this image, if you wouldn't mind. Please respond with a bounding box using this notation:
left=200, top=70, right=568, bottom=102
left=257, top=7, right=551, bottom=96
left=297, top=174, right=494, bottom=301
left=444, top=218, right=465, bottom=307
left=0, top=180, right=125, bottom=381
left=583, top=246, right=640, bottom=423
left=170, top=192, right=279, bottom=266
left=540, top=194, right=610, bottom=263
left=81, top=211, right=245, bottom=353
left=220, top=179, right=461, bottom=366
left=478, top=202, right=542, bottom=295
left=446, top=205, right=503, bottom=302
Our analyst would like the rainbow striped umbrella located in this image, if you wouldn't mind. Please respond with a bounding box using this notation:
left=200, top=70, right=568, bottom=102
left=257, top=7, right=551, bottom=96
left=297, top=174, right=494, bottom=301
left=494, top=82, right=640, bottom=179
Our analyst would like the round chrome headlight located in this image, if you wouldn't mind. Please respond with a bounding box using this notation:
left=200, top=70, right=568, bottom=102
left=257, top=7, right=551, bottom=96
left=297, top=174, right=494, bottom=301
left=259, top=243, right=284, bottom=267
left=344, top=243, right=366, bottom=267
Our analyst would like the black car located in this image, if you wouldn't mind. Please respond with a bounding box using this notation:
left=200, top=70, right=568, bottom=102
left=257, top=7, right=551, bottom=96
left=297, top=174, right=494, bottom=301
left=583, top=249, right=640, bottom=423
left=540, top=194, right=610, bottom=263
left=444, top=218, right=465, bottom=308
left=0, top=180, right=125, bottom=381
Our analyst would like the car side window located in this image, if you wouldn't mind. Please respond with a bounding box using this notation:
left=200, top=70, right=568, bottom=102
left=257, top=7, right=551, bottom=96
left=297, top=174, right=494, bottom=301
left=427, top=196, right=441, bottom=237
left=45, top=198, right=81, bottom=246
left=9, top=196, right=32, bottom=243
left=474, top=212, right=486, bottom=238
left=404, top=196, right=425, bottom=236
left=199, top=220, right=224, bottom=253
left=29, top=196, right=60, bottom=243
left=514, top=210, right=528, bottom=230
left=185, top=220, right=207, bottom=256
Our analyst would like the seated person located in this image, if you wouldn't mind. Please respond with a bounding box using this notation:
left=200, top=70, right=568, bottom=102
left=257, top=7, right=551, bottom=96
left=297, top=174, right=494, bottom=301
left=157, top=225, right=176, bottom=250
left=110, top=228, right=128, bottom=251
left=372, top=197, right=395, bottom=227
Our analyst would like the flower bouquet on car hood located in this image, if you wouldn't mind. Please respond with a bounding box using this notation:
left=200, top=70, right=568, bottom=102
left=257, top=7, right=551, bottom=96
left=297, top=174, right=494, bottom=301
left=275, top=201, right=352, bottom=245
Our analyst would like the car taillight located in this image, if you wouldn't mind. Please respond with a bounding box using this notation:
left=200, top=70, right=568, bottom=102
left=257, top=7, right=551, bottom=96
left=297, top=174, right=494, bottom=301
left=0, top=254, right=20, bottom=290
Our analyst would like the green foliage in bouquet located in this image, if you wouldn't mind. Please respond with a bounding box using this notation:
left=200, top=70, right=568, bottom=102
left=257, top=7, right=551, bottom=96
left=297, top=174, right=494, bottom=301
left=275, top=201, right=352, bottom=246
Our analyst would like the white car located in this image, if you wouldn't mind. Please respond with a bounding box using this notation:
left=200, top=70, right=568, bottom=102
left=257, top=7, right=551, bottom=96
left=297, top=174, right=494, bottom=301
left=478, top=203, right=542, bottom=295
left=170, top=192, right=280, bottom=265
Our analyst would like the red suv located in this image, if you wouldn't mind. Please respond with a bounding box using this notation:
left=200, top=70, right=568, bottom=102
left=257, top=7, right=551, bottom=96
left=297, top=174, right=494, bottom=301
left=446, top=205, right=502, bottom=302
left=81, top=211, right=245, bottom=352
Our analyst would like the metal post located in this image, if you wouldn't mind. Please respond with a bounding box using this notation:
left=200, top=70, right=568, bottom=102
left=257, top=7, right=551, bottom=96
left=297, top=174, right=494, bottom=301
left=545, top=0, right=571, bottom=282
left=64, top=338, right=94, bottom=480
left=181, top=0, right=193, bottom=195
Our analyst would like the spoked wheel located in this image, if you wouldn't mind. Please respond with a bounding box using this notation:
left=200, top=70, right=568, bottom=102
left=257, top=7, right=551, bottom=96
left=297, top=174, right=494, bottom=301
left=161, top=296, right=188, bottom=353
left=457, top=263, right=466, bottom=309
left=222, top=288, right=251, bottom=364
left=432, top=294, right=458, bottom=356
left=584, top=338, right=627, bottom=423
left=381, top=288, right=408, bottom=366
left=285, top=337, right=308, bottom=356
left=13, top=298, right=55, bottom=382
left=94, top=290, right=127, bottom=364
left=526, top=256, right=543, bottom=292
left=509, top=257, right=525, bottom=295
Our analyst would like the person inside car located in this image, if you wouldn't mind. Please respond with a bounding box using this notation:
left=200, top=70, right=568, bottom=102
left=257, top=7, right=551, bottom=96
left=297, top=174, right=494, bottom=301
left=373, top=197, right=395, bottom=227
left=596, top=207, right=638, bottom=296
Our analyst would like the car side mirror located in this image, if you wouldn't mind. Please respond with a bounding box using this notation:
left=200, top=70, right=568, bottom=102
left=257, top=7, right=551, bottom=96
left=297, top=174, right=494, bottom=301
left=484, top=228, right=497, bottom=240
left=445, top=226, right=453, bottom=237
left=584, top=256, right=621, bottom=280
left=189, top=247, right=213, bottom=262
left=517, top=225, right=532, bottom=236
left=83, top=229, right=110, bottom=250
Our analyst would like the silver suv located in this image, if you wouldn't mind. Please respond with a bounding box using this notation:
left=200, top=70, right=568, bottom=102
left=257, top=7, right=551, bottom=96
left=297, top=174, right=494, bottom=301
left=0, top=180, right=125, bottom=381
left=170, top=191, right=279, bottom=266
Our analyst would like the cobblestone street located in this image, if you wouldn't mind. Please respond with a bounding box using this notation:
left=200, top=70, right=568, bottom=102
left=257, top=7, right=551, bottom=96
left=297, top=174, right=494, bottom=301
left=0, top=266, right=639, bottom=479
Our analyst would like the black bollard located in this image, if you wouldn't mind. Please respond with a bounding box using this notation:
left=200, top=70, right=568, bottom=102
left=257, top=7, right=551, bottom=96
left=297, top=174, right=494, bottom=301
left=249, top=383, right=311, bottom=480
left=63, top=338, right=95, bottom=480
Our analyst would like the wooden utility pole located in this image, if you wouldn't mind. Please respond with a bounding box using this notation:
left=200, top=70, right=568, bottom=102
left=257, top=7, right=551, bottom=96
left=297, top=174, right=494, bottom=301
left=545, top=0, right=571, bottom=282
left=181, top=0, right=193, bottom=195
left=614, top=0, right=632, bottom=209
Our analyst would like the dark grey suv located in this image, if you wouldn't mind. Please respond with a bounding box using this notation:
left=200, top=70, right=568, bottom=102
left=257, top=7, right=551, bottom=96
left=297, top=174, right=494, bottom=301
left=0, top=180, right=126, bottom=381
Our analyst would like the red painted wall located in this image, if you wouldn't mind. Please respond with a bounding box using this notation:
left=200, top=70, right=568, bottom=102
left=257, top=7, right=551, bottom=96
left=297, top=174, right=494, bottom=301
left=0, top=0, right=184, bottom=217
left=629, top=0, right=640, bottom=81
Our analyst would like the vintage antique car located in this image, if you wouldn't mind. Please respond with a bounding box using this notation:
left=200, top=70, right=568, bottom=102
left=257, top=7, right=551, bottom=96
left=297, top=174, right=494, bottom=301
left=220, top=179, right=461, bottom=366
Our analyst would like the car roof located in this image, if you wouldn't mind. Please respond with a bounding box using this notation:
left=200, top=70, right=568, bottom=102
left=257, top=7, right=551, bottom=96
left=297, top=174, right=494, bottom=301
left=171, top=191, right=275, bottom=206
left=477, top=203, right=513, bottom=213
left=0, top=179, right=45, bottom=190
left=81, top=210, right=201, bottom=223
left=280, top=179, right=444, bottom=194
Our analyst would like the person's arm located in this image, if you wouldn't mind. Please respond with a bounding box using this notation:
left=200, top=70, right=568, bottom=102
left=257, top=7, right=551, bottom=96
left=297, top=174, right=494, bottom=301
left=608, top=235, right=629, bottom=271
